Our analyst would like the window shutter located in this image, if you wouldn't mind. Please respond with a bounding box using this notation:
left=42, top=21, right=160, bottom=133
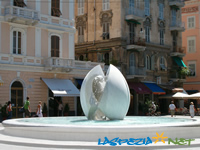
left=151, top=55, right=155, bottom=70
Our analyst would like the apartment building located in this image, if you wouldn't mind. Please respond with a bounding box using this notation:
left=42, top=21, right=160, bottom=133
left=182, top=0, right=200, bottom=102
left=0, top=0, right=103, bottom=117
left=75, top=0, right=186, bottom=115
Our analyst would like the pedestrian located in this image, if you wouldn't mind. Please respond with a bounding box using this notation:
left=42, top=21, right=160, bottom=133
left=36, top=101, right=43, bottom=117
left=169, top=101, right=176, bottom=117
left=189, top=102, right=195, bottom=118
left=56, top=100, right=63, bottom=116
left=6, top=101, right=12, bottom=119
left=24, top=97, right=31, bottom=118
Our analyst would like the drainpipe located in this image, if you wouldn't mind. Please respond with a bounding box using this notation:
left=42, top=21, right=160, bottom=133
left=94, top=0, right=96, bottom=41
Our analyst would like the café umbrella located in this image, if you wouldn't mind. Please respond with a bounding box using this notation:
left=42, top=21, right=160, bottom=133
left=189, top=92, right=200, bottom=99
left=172, top=92, right=190, bottom=99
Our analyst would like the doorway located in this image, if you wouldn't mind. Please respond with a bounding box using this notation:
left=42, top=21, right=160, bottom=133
left=11, top=81, right=24, bottom=118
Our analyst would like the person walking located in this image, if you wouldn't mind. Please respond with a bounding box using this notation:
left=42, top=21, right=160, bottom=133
left=24, top=97, right=31, bottom=118
left=6, top=101, right=12, bottom=119
left=169, top=101, right=176, bottom=117
left=36, top=101, right=43, bottom=117
left=189, top=102, right=195, bottom=118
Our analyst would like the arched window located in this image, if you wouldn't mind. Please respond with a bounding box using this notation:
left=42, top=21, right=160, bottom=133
left=146, top=55, right=151, bottom=70
left=13, top=31, right=22, bottom=55
left=11, top=81, right=23, bottom=118
left=51, top=36, right=60, bottom=57
left=104, top=53, right=109, bottom=65
left=129, top=53, right=135, bottom=74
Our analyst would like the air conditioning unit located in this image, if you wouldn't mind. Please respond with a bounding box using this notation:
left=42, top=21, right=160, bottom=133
left=157, top=76, right=161, bottom=85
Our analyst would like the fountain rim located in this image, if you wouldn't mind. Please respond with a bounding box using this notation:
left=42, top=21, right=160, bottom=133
left=2, top=116, right=200, bottom=129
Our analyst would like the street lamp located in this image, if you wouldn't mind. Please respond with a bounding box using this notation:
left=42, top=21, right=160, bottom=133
left=0, top=76, right=4, bottom=86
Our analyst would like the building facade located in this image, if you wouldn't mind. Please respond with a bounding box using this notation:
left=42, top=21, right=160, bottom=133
left=0, top=0, right=103, bottom=118
left=182, top=0, right=200, bottom=96
left=75, top=0, right=186, bottom=115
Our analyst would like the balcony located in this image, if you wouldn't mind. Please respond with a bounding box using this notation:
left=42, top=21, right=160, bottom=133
left=44, top=57, right=104, bottom=71
left=78, top=35, right=84, bottom=44
left=170, top=47, right=186, bottom=57
left=40, top=14, right=74, bottom=29
left=4, top=6, right=39, bottom=25
left=0, top=54, right=43, bottom=66
left=126, top=67, right=146, bottom=79
left=127, top=37, right=146, bottom=52
left=170, top=21, right=185, bottom=31
left=125, top=7, right=145, bottom=22
left=169, top=71, right=186, bottom=82
left=169, top=0, right=185, bottom=8
left=0, top=54, right=104, bottom=72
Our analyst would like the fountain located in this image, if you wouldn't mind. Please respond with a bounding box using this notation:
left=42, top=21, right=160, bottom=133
left=2, top=65, right=200, bottom=148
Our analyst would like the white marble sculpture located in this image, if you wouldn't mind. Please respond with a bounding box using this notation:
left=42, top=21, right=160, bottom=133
left=80, top=65, right=130, bottom=120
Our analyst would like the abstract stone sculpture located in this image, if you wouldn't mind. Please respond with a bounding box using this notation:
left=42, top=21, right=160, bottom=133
left=80, top=65, right=130, bottom=120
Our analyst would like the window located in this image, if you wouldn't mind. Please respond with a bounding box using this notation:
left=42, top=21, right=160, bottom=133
left=145, top=0, right=150, bottom=16
left=13, top=31, right=22, bottom=55
left=14, top=0, right=26, bottom=7
left=51, top=36, right=59, bottom=57
left=129, top=23, right=135, bottom=44
left=129, top=53, right=135, bottom=74
left=79, top=55, right=84, bottom=61
left=51, top=0, right=62, bottom=17
left=102, top=0, right=110, bottom=11
left=171, top=9, right=176, bottom=26
left=136, top=0, right=140, bottom=8
left=78, top=26, right=84, bottom=43
left=187, top=16, right=195, bottom=29
left=102, top=22, right=110, bottom=40
left=160, top=56, right=166, bottom=71
left=146, top=55, right=151, bottom=70
left=187, top=37, right=196, bottom=53
left=160, top=30, right=164, bottom=45
left=129, top=0, right=134, bottom=8
left=172, top=31, right=177, bottom=51
left=188, top=61, right=196, bottom=77
left=104, top=53, right=109, bottom=65
left=97, top=53, right=103, bottom=62
left=78, top=0, right=84, bottom=15
left=145, top=26, right=150, bottom=43
left=159, top=3, right=164, bottom=20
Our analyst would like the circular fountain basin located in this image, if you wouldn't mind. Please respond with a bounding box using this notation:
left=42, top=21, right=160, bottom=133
left=2, top=116, right=200, bottom=142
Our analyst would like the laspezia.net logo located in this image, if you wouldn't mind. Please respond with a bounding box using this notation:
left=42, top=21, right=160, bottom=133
left=98, top=132, right=195, bottom=146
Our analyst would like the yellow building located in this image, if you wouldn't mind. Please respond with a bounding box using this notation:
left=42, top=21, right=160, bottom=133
left=0, top=0, right=103, bottom=118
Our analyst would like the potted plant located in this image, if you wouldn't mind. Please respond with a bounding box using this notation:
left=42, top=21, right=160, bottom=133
left=42, top=103, right=48, bottom=117
left=64, top=103, right=70, bottom=116
left=179, top=67, right=190, bottom=79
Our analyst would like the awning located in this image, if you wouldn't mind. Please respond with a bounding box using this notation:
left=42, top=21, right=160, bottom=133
left=128, top=82, right=152, bottom=94
left=125, top=19, right=141, bottom=25
left=172, top=57, right=187, bottom=67
left=42, top=78, right=80, bottom=97
left=186, top=90, right=199, bottom=94
left=159, top=84, right=174, bottom=91
left=159, top=94, right=173, bottom=99
left=143, top=83, right=166, bottom=95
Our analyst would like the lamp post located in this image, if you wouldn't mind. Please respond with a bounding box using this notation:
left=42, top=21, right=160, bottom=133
left=0, top=76, right=4, bottom=86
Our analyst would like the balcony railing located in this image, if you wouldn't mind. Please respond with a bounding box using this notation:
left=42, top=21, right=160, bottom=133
left=0, top=54, right=104, bottom=71
left=126, top=7, right=145, bottom=20
left=78, top=35, right=84, bottom=43
left=0, top=54, right=43, bottom=66
left=170, top=21, right=185, bottom=31
left=40, top=14, right=74, bottom=28
left=169, top=0, right=185, bottom=7
left=170, top=72, right=186, bottom=80
left=5, top=6, right=39, bottom=21
left=44, top=57, right=104, bottom=70
left=128, top=67, right=146, bottom=76
left=170, top=46, right=186, bottom=57
left=129, top=36, right=146, bottom=46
